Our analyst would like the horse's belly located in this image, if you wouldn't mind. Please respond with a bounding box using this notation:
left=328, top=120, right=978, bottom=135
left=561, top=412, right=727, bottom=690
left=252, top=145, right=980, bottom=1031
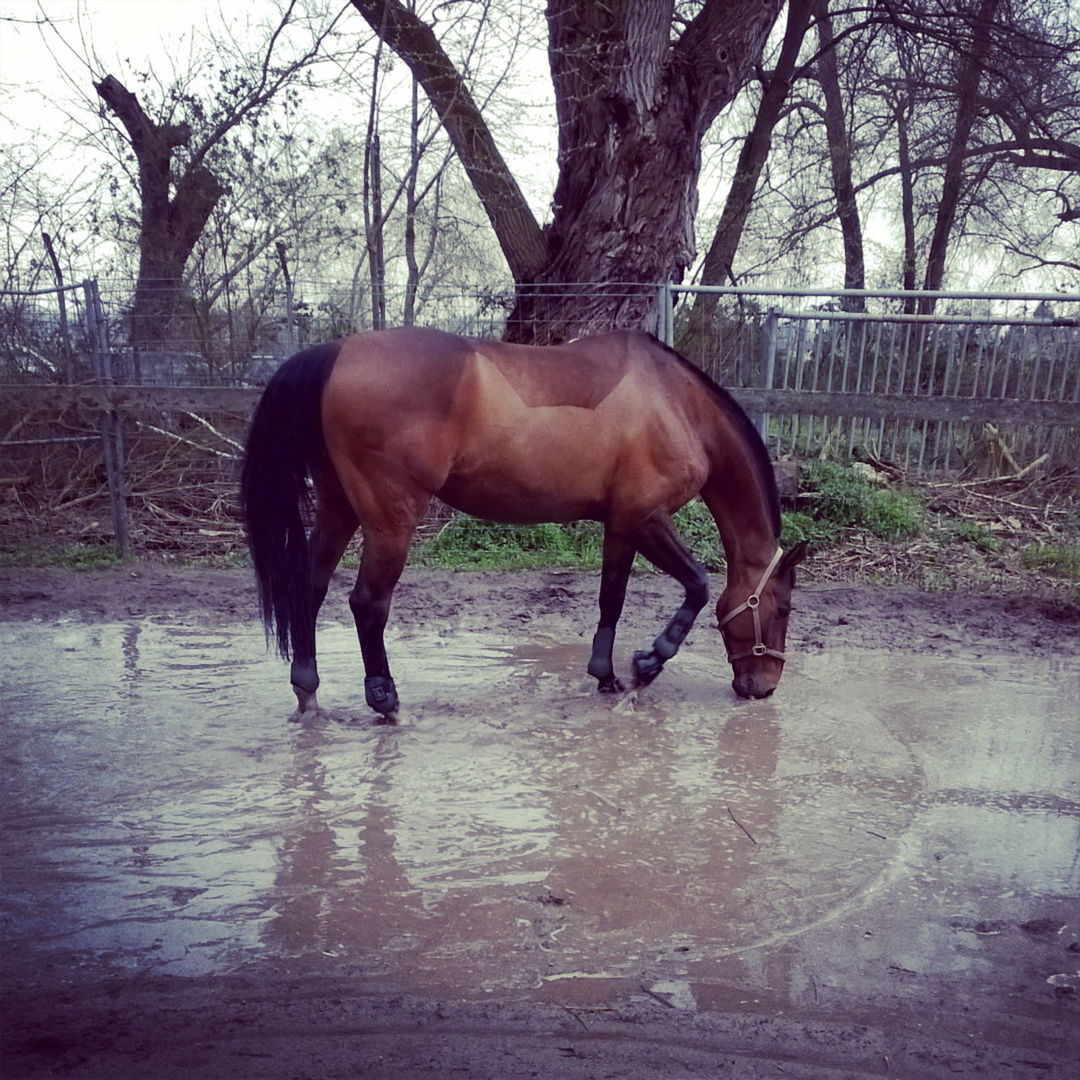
left=439, top=412, right=611, bottom=523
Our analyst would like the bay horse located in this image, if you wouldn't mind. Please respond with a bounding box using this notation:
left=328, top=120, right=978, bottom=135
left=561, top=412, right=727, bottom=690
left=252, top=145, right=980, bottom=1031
left=240, top=327, right=807, bottom=718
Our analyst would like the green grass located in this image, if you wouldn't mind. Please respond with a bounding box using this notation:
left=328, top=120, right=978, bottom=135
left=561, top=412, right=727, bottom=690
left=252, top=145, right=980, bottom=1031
left=411, top=517, right=603, bottom=569
left=0, top=542, right=124, bottom=569
left=1020, top=542, right=1080, bottom=580
left=409, top=462, right=930, bottom=571
left=943, top=519, right=1003, bottom=554
left=800, top=459, right=923, bottom=543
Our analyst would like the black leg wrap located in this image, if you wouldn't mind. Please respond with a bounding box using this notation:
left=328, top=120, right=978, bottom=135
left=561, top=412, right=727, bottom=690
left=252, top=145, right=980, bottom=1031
left=290, top=660, right=319, bottom=694
left=587, top=627, right=615, bottom=679
left=364, top=676, right=399, bottom=715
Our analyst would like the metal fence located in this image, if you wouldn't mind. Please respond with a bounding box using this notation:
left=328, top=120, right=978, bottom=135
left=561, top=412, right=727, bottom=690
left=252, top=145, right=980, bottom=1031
left=661, top=284, right=1080, bottom=471
left=2, top=278, right=1078, bottom=557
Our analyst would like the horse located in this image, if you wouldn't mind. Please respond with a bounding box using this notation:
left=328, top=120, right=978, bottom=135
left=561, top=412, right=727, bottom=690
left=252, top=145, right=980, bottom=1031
left=240, top=326, right=807, bottom=719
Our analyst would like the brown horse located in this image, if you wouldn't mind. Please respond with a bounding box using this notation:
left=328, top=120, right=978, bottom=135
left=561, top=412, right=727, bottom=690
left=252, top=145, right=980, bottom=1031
left=241, top=327, right=807, bottom=718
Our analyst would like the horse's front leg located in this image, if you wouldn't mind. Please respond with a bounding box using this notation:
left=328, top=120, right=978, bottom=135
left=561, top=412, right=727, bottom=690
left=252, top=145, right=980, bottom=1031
left=629, top=517, right=709, bottom=688
left=587, top=530, right=635, bottom=693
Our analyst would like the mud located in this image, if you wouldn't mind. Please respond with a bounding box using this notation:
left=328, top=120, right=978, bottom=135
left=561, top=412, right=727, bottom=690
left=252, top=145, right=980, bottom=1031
left=1, top=566, right=1078, bottom=1078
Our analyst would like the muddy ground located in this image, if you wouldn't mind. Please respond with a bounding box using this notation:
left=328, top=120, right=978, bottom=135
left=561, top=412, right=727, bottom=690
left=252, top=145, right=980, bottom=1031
left=1, top=564, right=1078, bottom=1079
left=0, top=561, right=1076, bottom=660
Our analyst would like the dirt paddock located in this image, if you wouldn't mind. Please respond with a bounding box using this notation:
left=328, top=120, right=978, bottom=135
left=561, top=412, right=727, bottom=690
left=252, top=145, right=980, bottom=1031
left=1, top=565, right=1078, bottom=1079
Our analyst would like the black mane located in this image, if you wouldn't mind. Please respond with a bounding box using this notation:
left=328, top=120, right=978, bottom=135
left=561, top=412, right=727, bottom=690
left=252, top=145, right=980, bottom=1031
left=646, top=333, right=782, bottom=538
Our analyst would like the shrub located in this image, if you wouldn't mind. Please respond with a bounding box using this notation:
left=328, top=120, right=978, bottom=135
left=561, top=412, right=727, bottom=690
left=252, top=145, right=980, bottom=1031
left=801, top=460, right=923, bottom=543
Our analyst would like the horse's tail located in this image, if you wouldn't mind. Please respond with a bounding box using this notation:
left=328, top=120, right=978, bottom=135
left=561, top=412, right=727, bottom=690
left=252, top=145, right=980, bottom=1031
left=240, top=343, right=340, bottom=659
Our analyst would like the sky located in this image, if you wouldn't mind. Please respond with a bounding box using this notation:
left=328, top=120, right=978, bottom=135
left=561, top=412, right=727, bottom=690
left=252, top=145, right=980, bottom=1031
left=0, top=0, right=558, bottom=211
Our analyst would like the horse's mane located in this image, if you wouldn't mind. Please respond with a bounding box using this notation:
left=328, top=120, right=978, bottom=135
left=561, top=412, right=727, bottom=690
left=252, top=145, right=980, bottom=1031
left=645, top=333, right=782, bottom=539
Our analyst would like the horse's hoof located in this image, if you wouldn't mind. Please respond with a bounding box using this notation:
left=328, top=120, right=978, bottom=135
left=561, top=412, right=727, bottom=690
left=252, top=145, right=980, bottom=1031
left=365, top=676, right=399, bottom=716
left=288, top=703, right=322, bottom=724
left=632, top=650, right=663, bottom=687
left=614, top=690, right=639, bottom=715
left=597, top=676, right=625, bottom=694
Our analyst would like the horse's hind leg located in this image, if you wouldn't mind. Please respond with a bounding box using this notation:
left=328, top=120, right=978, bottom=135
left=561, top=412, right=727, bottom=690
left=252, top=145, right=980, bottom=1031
left=629, top=516, right=709, bottom=688
left=587, top=530, right=635, bottom=693
left=291, top=491, right=358, bottom=715
left=349, top=512, right=425, bottom=718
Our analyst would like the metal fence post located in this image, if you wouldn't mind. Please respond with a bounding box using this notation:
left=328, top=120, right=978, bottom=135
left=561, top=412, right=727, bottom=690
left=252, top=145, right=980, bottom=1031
left=757, top=307, right=778, bottom=443
left=656, top=282, right=674, bottom=346
left=84, top=278, right=131, bottom=558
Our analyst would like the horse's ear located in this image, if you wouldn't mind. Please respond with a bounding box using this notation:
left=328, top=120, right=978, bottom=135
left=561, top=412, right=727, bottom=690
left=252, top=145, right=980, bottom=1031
left=778, top=540, right=809, bottom=574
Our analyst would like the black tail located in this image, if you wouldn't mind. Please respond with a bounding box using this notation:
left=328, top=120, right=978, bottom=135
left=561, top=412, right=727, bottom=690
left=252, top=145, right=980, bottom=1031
left=240, top=343, right=340, bottom=659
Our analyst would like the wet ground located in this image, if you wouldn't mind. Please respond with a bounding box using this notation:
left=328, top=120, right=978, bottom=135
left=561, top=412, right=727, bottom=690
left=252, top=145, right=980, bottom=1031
left=1, top=568, right=1078, bottom=1077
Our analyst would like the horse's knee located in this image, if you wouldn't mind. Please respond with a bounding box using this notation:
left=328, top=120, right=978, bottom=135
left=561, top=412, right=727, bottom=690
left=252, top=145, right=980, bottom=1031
left=686, top=568, right=709, bottom=613
left=348, top=583, right=388, bottom=627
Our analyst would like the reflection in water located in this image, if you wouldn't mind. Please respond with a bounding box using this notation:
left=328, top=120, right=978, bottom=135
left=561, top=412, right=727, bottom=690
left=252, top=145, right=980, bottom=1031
left=0, top=620, right=1077, bottom=1011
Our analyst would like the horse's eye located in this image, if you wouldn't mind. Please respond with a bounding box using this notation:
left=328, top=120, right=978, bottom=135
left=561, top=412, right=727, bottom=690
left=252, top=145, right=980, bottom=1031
left=777, top=606, right=791, bottom=619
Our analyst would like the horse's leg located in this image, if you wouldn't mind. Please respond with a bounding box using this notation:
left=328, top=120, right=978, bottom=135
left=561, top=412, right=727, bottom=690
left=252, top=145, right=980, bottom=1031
left=289, top=492, right=358, bottom=715
left=349, top=523, right=419, bottom=718
left=630, top=517, right=709, bottom=688
left=587, top=529, right=635, bottom=693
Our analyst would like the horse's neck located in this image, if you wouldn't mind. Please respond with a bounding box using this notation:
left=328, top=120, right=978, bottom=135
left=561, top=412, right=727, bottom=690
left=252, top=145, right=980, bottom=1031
left=699, top=460, right=778, bottom=581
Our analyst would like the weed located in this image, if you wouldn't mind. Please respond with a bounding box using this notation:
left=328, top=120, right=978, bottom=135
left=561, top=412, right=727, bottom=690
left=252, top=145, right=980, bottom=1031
left=1021, top=542, right=1080, bottom=581
left=0, top=543, right=123, bottom=569
left=412, top=517, right=603, bottom=569
left=945, top=519, right=1003, bottom=554
left=801, top=460, right=923, bottom=544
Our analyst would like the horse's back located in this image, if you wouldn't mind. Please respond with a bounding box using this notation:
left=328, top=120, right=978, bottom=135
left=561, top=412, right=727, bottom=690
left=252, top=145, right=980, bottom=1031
left=321, top=327, right=713, bottom=526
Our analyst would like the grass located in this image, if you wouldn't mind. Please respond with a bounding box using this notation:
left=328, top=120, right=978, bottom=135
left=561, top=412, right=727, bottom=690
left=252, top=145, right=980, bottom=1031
left=800, top=459, right=923, bottom=542
left=411, top=517, right=603, bottom=570
left=1020, top=542, right=1080, bottom=581
left=0, top=542, right=124, bottom=569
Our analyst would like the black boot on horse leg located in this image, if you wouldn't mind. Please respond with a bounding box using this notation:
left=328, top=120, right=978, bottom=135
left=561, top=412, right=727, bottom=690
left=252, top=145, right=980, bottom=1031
left=586, top=532, right=635, bottom=693
left=629, top=518, right=709, bottom=689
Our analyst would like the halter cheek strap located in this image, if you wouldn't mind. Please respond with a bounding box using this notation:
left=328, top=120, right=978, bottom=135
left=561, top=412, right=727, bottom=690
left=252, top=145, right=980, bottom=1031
left=719, top=547, right=786, bottom=663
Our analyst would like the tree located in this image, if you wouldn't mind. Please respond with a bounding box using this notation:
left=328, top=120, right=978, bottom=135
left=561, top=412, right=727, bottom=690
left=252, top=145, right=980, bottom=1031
left=91, top=1, right=345, bottom=347
left=349, top=0, right=784, bottom=343
left=680, top=0, right=816, bottom=352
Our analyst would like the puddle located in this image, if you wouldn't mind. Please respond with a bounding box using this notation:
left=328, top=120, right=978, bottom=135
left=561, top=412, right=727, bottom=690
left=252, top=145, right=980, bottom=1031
left=1, top=619, right=1077, bottom=1015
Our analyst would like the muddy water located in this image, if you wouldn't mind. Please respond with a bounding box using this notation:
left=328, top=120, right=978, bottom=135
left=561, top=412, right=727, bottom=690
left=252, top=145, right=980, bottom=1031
left=1, top=618, right=1077, bottom=1015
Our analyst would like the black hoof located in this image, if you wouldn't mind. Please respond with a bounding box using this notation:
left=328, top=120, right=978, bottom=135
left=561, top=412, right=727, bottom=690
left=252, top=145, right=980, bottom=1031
left=597, top=676, right=625, bottom=694
left=365, top=676, right=399, bottom=716
left=632, top=650, right=663, bottom=687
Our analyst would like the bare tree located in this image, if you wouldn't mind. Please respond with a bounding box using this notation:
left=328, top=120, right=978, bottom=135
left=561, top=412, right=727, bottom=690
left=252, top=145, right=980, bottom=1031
left=349, top=0, right=784, bottom=343
left=91, top=2, right=345, bottom=346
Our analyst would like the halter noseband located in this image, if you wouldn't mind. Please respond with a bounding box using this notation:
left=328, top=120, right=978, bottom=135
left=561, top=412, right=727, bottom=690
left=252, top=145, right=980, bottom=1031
left=719, top=547, right=786, bottom=663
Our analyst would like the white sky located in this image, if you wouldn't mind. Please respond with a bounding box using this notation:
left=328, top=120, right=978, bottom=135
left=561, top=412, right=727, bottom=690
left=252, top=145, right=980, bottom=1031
left=0, top=0, right=559, bottom=213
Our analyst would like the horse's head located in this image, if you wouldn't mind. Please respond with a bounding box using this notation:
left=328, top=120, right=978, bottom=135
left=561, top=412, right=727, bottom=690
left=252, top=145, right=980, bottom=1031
left=718, top=542, right=808, bottom=699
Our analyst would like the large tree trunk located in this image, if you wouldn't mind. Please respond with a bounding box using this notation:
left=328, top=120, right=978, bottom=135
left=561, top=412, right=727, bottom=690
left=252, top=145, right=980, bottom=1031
left=350, top=0, right=783, bottom=344
left=95, top=75, right=225, bottom=348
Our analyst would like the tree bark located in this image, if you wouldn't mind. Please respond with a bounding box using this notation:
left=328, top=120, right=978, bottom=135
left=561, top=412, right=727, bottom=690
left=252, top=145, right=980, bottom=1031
left=350, top=0, right=783, bottom=343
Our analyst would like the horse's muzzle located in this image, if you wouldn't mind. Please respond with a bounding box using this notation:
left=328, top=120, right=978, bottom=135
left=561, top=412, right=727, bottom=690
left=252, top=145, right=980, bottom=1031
left=732, top=673, right=776, bottom=699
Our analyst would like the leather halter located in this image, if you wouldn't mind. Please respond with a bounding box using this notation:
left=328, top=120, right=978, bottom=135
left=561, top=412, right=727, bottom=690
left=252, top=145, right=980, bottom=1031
left=719, top=547, right=786, bottom=663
